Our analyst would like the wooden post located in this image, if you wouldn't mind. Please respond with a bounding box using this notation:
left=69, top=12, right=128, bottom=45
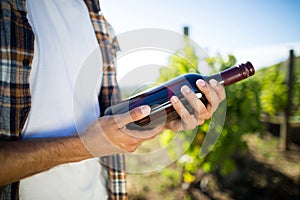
left=184, top=26, right=189, bottom=36
left=280, top=49, right=295, bottom=150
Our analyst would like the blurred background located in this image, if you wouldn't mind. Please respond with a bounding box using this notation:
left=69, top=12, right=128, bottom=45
left=102, top=0, right=300, bottom=199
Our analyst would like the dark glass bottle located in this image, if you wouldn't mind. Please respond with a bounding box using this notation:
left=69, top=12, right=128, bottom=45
left=104, top=62, right=255, bottom=130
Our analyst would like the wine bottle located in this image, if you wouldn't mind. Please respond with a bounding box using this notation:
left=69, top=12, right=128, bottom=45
left=104, top=61, right=255, bottom=130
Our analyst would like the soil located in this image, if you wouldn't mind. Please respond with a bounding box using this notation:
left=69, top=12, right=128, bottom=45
left=127, top=134, right=300, bottom=200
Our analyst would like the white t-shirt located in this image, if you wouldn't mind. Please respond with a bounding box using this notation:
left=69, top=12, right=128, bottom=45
left=19, top=0, right=108, bottom=199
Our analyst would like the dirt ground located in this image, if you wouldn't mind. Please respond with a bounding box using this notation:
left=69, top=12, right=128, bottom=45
left=127, top=133, right=300, bottom=200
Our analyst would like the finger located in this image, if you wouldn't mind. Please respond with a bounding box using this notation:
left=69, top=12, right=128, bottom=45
left=123, top=124, right=164, bottom=139
left=196, top=79, right=220, bottom=114
left=171, top=96, right=198, bottom=130
left=191, top=80, right=214, bottom=119
left=180, top=85, right=208, bottom=120
left=207, top=79, right=225, bottom=113
left=209, top=79, right=226, bottom=101
left=105, top=125, right=159, bottom=152
left=114, top=105, right=151, bottom=128
left=119, top=125, right=164, bottom=152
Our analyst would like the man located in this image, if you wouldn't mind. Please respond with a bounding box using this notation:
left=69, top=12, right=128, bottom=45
left=0, top=0, right=225, bottom=199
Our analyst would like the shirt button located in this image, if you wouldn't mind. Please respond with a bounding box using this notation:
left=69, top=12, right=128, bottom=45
left=23, top=59, right=30, bottom=66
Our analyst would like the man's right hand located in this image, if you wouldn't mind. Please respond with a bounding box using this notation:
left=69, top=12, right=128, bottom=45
left=81, top=105, right=164, bottom=156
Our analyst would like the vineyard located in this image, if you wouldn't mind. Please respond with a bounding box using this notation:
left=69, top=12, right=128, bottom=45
left=125, top=43, right=300, bottom=199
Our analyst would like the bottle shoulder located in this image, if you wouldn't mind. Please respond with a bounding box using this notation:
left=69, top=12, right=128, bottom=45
left=157, top=73, right=203, bottom=88
left=182, top=73, right=203, bottom=78
left=182, top=73, right=204, bottom=82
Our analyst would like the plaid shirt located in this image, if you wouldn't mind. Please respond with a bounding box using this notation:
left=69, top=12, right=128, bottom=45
left=0, top=0, right=127, bottom=199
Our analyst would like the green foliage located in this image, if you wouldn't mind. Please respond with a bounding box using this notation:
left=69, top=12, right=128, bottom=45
left=156, top=41, right=262, bottom=183
left=254, top=56, right=300, bottom=118
left=156, top=168, right=181, bottom=192
left=156, top=39, right=299, bottom=185
left=291, top=57, right=300, bottom=118
left=206, top=53, right=237, bottom=72
left=157, top=41, right=199, bottom=83
left=257, top=64, right=288, bottom=115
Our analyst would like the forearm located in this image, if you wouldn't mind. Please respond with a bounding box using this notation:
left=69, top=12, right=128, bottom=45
left=0, top=136, right=91, bottom=186
left=0, top=108, right=169, bottom=186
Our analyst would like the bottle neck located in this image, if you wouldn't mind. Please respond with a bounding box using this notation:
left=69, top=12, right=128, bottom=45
left=208, top=62, right=255, bottom=86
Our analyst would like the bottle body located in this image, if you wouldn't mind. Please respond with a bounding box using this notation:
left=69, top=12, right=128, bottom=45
left=104, top=62, right=254, bottom=130
left=105, top=73, right=209, bottom=130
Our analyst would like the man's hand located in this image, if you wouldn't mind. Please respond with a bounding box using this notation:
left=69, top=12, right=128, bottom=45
left=82, top=105, right=164, bottom=156
left=165, top=79, right=226, bottom=131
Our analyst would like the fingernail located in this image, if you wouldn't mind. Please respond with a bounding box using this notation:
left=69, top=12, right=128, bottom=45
left=209, top=79, right=218, bottom=87
left=197, top=79, right=206, bottom=87
left=181, top=85, right=191, bottom=94
left=171, top=96, right=178, bottom=103
left=141, top=106, right=150, bottom=115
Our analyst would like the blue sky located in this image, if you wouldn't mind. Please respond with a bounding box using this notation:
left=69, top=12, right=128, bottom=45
left=102, top=0, right=300, bottom=48
left=101, top=0, right=300, bottom=82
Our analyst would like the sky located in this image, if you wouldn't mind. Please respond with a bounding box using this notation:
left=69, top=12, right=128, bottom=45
left=100, top=0, right=300, bottom=85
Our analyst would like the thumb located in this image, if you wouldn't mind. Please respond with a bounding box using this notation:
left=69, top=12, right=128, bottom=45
left=114, top=105, right=151, bottom=128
